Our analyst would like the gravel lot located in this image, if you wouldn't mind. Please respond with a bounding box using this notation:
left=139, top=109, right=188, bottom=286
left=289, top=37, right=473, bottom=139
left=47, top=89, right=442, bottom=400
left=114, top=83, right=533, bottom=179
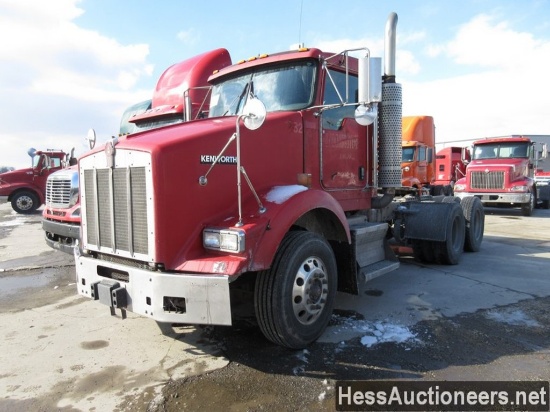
left=0, top=202, right=549, bottom=411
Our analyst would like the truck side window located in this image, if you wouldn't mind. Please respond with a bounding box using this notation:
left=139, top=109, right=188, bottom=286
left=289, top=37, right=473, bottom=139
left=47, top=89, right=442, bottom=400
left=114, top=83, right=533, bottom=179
left=418, top=146, right=426, bottom=162
left=402, top=147, right=415, bottom=162
left=511, top=145, right=528, bottom=158
left=322, top=69, right=358, bottom=130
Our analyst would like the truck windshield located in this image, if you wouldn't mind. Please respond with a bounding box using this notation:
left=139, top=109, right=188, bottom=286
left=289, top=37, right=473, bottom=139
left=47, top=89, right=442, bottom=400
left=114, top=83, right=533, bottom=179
left=402, top=147, right=415, bottom=162
left=32, top=155, right=46, bottom=169
left=473, top=142, right=529, bottom=160
left=209, top=61, right=316, bottom=117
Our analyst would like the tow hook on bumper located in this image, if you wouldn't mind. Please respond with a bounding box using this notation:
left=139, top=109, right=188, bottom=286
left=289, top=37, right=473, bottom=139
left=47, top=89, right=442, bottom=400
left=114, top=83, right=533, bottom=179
left=91, top=280, right=128, bottom=319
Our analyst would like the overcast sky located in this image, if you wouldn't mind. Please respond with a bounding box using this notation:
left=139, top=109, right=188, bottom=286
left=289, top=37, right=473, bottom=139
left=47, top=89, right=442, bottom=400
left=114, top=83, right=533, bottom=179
left=1, top=0, right=549, bottom=169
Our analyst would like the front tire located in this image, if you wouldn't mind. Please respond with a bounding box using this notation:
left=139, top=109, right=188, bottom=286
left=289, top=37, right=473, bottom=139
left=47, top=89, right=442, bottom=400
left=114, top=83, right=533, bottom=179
left=521, top=190, right=535, bottom=217
left=254, top=231, right=337, bottom=349
left=11, top=191, right=39, bottom=214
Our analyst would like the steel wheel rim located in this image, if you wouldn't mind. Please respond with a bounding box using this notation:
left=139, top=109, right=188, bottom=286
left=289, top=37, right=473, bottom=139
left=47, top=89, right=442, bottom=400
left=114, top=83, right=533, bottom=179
left=16, top=195, right=33, bottom=211
left=292, top=256, right=329, bottom=325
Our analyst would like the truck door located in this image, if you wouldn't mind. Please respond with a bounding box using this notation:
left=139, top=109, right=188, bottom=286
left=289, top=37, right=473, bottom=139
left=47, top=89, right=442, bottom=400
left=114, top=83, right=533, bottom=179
left=416, top=145, right=428, bottom=184
left=33, top=154, right=58, bottom=189
left=320, top=70, right=369, bottom=190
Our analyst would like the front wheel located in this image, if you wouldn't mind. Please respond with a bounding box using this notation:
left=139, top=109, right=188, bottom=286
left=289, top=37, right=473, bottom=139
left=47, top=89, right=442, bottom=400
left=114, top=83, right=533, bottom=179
left=254, top=231, right=337, bottom=349
left=11, top=191, right=39, bottom=214
left=521, top=190, right=535, bottom=217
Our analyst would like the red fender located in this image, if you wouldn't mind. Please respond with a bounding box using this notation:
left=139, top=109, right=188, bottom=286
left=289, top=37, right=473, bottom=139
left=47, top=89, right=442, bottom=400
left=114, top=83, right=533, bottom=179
left=248, top=185, right=351, bottom=271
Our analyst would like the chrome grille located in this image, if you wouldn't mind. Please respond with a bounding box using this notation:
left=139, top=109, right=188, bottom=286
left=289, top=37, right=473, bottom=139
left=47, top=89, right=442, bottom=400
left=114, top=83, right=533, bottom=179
left=46, top=177, right=71, bottom=208
left=471, top=171, right=505, bottom=190
left=84, top=167, right=149, bottom=255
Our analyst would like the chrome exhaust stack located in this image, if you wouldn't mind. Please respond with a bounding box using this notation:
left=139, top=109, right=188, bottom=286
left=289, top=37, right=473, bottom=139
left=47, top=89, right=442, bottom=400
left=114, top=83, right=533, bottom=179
left=378, top=12, right=403, bottom=189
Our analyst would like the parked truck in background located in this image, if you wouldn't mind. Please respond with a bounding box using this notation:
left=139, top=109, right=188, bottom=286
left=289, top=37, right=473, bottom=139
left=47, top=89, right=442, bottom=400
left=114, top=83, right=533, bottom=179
left=42, top=100, right=152, bottom=254
left=400, top=115, right=435, bottom=195
left=434, top=146, right=469, bottom=193
left=534, top=139, right=550, bottom=209
left=400, top=116, right=467, bottom=196
left=454, top=135, right=548, bottom=216
left=0, top=148, right=76, bottom=214
left=74, top=13, right=485, bottom=349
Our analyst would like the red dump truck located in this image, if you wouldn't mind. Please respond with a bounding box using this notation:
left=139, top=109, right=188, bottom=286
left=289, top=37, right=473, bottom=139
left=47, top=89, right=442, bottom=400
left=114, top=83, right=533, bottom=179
left=454, top=135, right=548, bottom=216
left=0, top=149, right=75, bottom=214
left=74, top=13, right=484, bottom=348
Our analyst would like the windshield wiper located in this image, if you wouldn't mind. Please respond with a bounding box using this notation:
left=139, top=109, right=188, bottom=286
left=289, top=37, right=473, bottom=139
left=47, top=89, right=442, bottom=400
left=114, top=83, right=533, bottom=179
left=222, top=76, right=254, bottom=116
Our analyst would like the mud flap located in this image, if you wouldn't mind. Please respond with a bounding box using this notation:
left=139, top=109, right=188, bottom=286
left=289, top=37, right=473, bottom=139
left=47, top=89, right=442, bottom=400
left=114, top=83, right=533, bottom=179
left=398, top=201, right=457, bottom=241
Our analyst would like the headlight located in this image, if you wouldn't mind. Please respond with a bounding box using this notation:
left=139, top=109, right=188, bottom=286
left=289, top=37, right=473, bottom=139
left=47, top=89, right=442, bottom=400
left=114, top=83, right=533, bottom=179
left=510, top=185, right=528, bottom=192
left=454, top=184, right=466, bottom=192
left=203, top=228, right=245, bottom=253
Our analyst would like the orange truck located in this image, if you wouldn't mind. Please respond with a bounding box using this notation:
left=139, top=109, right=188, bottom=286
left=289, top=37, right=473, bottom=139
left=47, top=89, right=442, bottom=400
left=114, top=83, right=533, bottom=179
left=400, top=116, right=467, bottom=196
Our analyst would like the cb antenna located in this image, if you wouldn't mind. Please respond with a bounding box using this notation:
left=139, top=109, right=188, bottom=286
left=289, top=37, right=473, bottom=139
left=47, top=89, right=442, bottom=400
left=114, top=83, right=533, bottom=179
left=298, top=0, right=304, bottom=47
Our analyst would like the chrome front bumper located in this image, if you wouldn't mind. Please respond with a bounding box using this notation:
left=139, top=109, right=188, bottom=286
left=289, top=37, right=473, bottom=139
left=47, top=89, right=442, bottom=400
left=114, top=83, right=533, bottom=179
left=76, top=255, right=232, bottom=325
left=455, top=192, right=531, bottom=204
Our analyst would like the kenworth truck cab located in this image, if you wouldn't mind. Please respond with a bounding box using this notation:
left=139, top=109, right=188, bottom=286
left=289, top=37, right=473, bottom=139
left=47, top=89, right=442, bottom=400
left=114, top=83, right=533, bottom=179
left=42, top=48, right=232, bottom=254
left=454, top=135, right=544, bottom=216
left=75, top=13, right=484, bottom=348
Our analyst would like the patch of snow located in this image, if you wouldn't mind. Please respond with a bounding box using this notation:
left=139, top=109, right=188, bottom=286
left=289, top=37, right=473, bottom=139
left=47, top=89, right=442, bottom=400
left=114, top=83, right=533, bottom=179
left=265, top=185, right=307, bottom=204
left=360, top=335, right=378, bottom=347
left=0, top=220, right=25, bottom=227
left=360, top=322, right=417, bottom=348
left=328, top=314, right=419, bottom=348
left=292, top=366, right=304, bottom=375
left=486, top=309, right=541, bottom=327
left=295, top=348, right=310, bottom=363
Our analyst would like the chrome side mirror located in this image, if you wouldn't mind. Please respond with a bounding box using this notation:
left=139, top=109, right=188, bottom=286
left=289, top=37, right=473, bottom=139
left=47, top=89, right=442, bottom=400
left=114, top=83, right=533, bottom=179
left=86, top=129, right=97, bottom=150
left=242, top=97, right=266, bottom=130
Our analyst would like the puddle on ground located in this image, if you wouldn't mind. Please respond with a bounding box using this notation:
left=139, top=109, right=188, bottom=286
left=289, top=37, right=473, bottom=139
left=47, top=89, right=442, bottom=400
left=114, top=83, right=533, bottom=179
left=0, top=268, right=57, bottom=297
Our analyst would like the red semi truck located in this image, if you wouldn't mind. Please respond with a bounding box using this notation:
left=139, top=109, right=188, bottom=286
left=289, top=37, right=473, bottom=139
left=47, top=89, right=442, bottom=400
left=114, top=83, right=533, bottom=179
left=74, top=13, right=484, bottom=348
left=434, top=146, right=469, bottom=190
left=42, top=48, right=233, bottom=254
left=454, top=135, right=547, bottom=216
left=0, top=148, right=75, bottom=214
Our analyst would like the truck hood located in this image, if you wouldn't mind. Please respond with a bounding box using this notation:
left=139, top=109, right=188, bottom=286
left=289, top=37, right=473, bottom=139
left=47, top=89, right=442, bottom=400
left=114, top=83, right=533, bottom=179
left=0, top=167, right=34, bottom=185
left=79, top=112, right=305, bottom=271
left=468, top=158, right=529, bottom=182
